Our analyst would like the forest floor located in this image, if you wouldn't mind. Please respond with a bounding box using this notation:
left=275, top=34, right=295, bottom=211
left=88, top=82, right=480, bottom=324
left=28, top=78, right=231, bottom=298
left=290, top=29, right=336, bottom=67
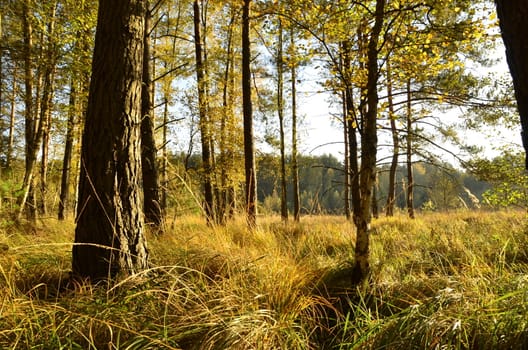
left=0, top=210, right=527, bottom=349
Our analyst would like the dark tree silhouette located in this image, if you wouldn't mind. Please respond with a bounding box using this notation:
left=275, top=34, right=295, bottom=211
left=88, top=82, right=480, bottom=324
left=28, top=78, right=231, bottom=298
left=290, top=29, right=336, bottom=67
left=73, top=0, right=149, bottom=280
left=496, top=0, right=528, bottom=168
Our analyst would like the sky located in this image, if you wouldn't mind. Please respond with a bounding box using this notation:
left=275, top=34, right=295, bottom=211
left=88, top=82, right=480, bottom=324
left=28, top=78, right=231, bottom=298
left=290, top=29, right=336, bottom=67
left=294, top=41, right=522, bottom=166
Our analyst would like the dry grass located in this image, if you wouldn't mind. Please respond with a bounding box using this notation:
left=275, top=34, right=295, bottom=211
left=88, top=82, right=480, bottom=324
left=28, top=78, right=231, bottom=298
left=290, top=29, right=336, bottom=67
left=0, top=210, right=527, bottom=349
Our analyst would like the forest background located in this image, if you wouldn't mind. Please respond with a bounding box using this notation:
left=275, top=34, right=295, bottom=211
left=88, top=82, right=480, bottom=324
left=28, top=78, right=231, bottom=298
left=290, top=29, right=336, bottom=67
left=1, top=0, right=528, bottom=348
left=0, top=0, right=525, bottom=222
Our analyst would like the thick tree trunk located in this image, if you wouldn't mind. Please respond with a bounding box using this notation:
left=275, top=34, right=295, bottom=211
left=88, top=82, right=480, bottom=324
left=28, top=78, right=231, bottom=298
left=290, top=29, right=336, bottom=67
left=385, top=59, right=398, bottom=216
left=351, top=0, right=385, bottom=284
left=242, top=0, right=257, bottom=228
left=495, top=1, right=528, bottom=169
left=73, top=0, right=149, bottom=280
left=277, top=18, right=288, bottom=222
left=141, top=5, right=162, bottom=226
left=193, top=0, right=215, bottom=224
left=405, top=79, right=415, bottom=219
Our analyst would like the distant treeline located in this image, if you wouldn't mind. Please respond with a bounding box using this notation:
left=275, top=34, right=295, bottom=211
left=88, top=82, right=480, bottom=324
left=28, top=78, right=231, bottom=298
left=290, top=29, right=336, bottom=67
left=178, top=152, right=489, bottom=215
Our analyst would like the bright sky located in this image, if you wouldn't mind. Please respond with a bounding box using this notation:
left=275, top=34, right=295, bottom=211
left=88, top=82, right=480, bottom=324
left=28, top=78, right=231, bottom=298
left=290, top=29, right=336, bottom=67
left=296, top=42, right=522, bottom=166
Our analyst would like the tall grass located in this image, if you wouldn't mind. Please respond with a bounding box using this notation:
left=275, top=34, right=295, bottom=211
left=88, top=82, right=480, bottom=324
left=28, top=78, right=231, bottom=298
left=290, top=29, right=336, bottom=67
left=0, top=210, right=527, bottom=349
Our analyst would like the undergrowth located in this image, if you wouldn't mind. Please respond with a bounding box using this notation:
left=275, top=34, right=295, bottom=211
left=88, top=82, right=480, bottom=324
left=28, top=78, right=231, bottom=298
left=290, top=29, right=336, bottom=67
left=0, top=210, right=527, bottom=349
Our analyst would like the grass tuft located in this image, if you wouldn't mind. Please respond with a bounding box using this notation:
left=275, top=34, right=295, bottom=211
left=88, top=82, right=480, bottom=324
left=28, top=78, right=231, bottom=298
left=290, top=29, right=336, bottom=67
left=0, top=210, right=527, bottom=348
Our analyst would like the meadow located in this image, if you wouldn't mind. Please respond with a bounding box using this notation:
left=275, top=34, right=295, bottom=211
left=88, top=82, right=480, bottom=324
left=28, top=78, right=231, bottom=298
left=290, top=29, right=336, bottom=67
left=0, top=210, right=527, bottom=349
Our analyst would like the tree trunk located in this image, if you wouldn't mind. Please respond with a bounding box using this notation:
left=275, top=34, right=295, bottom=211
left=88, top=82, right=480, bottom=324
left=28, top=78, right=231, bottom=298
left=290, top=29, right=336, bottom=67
left=371, top=171, right=379, bottom=219
left=342, top=39, right=361, bottom=220
left=161, top=95, right=168, bottom=212
left=242, top=0, right=257, bottom=228
left=385, top=59, right=398, bottom=216
left=193, top=0, right=215, bottom=224
left=495, top=1, right=528, bottom=169
left=219, top=9, right=237, bottom=225
left=290, top=28, right=300, bottom=222
left=73, top=0, right=149, bottom=280
left=6, top=64, right=17, bottom=170
left=141, top=4, right=162, bottom=226
left=351, top=0, right=385, bottom=284
left=58, top=81, right=77, bottom=220
left=405, top=79, right=415, bottom=219
left=39, top=1, right=58, bottom=216
left=277, top=17, right=288, bottom=222
left=340, top=42, right=351, bottom=220
left=19, top=0, right=38, bottom=221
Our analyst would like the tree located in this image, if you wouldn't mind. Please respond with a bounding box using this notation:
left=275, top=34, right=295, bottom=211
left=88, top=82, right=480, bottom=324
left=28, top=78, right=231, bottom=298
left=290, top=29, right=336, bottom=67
left=72, top=0, right=149, bottom=280
left=350, top=0, right=385, bottom=283
left=18, top=0, right=38, bottom=220
left=290, top=27, right=301, bottom=222
left=276, top=14, right=288, bottom=222
left=468, top=149, right=528, bottom=208
left=58, top=0, right=94, bottom=220
left=242, top=0, right=257, bottom=228
left=384, top=58, right=398, bottom=216
left=495, top=0, right=528, bottom=169
left=193, top=0, right=216, bottom=224
left=141, top=1, right=163, bottom=226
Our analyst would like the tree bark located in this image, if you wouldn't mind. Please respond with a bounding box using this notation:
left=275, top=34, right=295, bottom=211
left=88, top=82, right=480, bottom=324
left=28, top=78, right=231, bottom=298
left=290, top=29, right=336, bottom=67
left=385, top=59, right=398, bottom=216
left=219, top=9, right=237, bottom=224
left=58, top=81, right=77, bottom=220
left=193, top=0, right=215, bottom=224
left=242, top=0, right=257, bottom=228
left=290, top=28, right=300, bottom=222
left=73, top=0, right=149, bottom=280
left=161, top=95, right=169, bottom=212
left=495, top=1, right=528, bottom=169
left=342, top=89, right=351, bottom=220
left=342, top=39, right=361, bottom=221
left=19, top=0, right=39, bottom=221
left=6, top=64, right=17, bottom=170
left=405, top=79, right=415, bottom=219
left=39, top=4, right=58, bottom=215
left=141, top=4, right=162, bottom=226
left=277, top=17, right=288, bottom=222
left=351, top=0, right=385, bottom=284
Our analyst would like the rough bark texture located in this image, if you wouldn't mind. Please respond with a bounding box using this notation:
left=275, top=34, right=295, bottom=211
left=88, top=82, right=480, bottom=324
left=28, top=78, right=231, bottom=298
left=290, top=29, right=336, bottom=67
left=141, top=5, right=162, bottom=226
left=352, top=0, right=385, bottom=285
left=495, top=0, right=528, bottom=168
left=242, top=0, right=257, bottom=228
left=73, top=0, right=148, bottom=280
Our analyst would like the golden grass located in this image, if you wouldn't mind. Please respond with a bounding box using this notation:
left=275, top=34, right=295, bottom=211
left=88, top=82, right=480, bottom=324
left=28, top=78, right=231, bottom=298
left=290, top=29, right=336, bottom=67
left=0, top=209, right=527, bottom=349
